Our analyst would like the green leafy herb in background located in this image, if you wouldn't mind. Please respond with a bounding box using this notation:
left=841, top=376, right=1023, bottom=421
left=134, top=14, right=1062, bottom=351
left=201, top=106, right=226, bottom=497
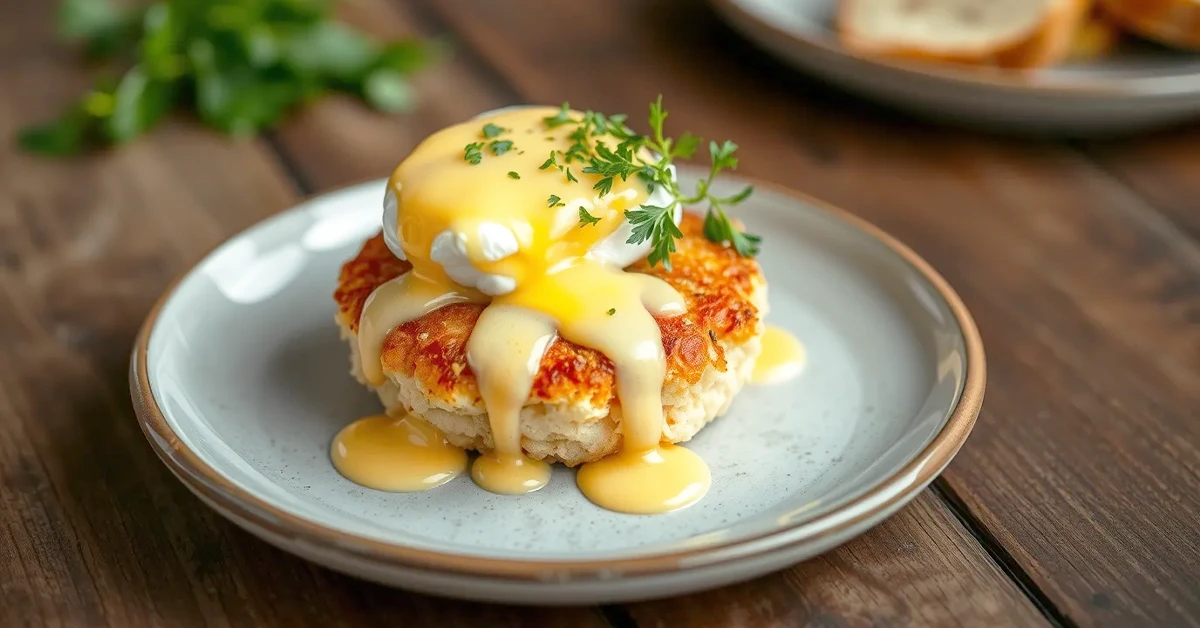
left=19, top=0, right=443, bottom=156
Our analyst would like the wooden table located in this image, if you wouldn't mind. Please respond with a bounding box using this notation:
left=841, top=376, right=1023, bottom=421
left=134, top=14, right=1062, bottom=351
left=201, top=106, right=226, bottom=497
left=2, top=1, right=1198, bottom=626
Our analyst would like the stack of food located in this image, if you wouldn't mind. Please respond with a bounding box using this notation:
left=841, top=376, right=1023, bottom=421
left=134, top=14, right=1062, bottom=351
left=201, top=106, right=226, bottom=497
left=329, top=100, right=807, bottom=515
left=836, top=0, right=1200, bottom=70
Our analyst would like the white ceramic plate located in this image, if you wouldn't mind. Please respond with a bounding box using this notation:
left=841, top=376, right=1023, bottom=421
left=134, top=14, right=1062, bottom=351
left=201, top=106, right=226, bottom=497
left=130, top=173, right=985, bottom=605
left=710, top=0, right=1200, bottom=135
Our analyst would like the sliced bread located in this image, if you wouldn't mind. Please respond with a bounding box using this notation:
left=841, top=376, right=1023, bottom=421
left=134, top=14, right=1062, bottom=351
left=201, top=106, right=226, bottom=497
left=838, top=0, right=1094, bottom=69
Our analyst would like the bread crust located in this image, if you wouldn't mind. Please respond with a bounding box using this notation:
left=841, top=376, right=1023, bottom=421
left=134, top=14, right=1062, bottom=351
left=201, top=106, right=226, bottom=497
left=1067, top=8, right=1123, bottom=60
left=1100, top=0, right=1200, bottom=49
left=837, top=0, right=1095, bottom=69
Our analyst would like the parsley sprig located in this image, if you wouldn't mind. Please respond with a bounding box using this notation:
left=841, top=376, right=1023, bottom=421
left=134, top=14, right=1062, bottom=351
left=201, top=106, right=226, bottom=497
left=538, top=97, right=759, bottom=270
left=18, top=0, right=442, bottom=156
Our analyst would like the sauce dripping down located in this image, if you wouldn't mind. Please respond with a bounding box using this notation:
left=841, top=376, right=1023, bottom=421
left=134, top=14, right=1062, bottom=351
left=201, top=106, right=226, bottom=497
left=466, top=305, right=555, bottom=494
left=495, top=259, right=707, bottom=513
left=358, top=274, right=486, bottom=386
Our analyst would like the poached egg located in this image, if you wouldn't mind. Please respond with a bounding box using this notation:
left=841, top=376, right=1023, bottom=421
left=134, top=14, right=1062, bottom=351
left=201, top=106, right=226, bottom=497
left=381, top=106, right=680, bottom=294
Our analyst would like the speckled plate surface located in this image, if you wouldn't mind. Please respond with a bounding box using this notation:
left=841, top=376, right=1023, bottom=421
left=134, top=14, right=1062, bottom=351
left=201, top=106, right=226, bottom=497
left=711, top=0, right=1200, bottom=135
left=130, top=172, right=985, bottom=605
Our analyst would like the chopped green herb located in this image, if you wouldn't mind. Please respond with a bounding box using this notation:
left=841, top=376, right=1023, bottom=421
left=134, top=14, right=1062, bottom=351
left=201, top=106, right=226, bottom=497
left=607, top=308, right=616, bottom=316
left=463, top=141, right=484, bottom=165
left=489, top=139, right=513, bottom=155
left=481, top=122, right=505, bottom=138
left=507, top=171, right=520, bottom=180
left=539, top=151, right=559, bottom=170
left=565, top=167, right=578, bottom=183
left=578, top=206, right=601, bottom=227
left=547, top=194, right=564, bottom=208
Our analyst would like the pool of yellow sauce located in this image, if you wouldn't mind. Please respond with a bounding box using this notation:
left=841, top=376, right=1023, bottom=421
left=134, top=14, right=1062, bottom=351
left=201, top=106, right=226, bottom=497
left=331, top=414, right=467, bottom=492
left=752, top=325, right=806, bottom=385
left=576, top=444, right=711, bottom=514
left=342, top=106, right=713, bottom=514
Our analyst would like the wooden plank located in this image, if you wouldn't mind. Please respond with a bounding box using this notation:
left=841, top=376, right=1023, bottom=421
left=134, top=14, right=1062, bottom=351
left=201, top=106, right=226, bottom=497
left=0, top=10, right=605, bottom=626
left=269, top=1, right=1049, bottom=625
left=1083, top=129, right=1200, bottom=240
left=418, top=0, right=1200, bottom=625
left=625, top=493, right=1046, bottom=627
left=269, top=0, right=514, bottom=190
left=0, top=0, right=59, bottom=54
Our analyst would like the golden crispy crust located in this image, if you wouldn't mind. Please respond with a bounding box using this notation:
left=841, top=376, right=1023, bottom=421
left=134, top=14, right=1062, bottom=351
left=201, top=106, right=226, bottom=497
left=334, top=212, right=764, bottom=406
left=837, top=0, right=1093, bottom=69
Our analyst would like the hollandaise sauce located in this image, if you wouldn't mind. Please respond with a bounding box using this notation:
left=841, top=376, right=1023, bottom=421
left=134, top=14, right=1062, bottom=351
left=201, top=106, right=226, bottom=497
left=466, top=305, right=554, bottom=494
left=343, top=106, right=713, bottom=514
left=751, top=325, right=806, bottom=385
left=331, top=414, right=467, bottom=491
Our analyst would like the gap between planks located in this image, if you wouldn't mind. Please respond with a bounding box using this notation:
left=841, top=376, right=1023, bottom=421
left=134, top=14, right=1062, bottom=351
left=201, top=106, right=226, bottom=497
left=931, top=479, right=1076, bottom=628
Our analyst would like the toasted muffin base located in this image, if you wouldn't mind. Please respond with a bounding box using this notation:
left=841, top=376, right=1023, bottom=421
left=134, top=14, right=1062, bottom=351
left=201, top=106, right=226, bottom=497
left=338, top=293, right=764, bottom=467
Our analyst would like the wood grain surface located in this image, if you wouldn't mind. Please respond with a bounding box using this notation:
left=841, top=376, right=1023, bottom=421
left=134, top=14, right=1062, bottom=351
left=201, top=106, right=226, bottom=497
left=1083, top=129, right=1200, bottom=240
left=0, top=0, right=1197, bottom=626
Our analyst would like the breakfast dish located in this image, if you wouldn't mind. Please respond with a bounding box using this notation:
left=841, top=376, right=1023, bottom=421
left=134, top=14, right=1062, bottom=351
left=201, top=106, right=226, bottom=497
left=710, top=0, right=1200, bottom=133
left=331, top=102, right=785, bottom=514
left=132, top=170, right=983, bottom=603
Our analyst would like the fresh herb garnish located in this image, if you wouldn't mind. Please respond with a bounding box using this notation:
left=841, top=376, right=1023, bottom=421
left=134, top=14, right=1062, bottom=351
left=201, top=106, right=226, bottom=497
left=535, top=96, right=757, bottom=269
left=489, top=139, right=513, bottom=156
left=607, top=308, right=616, bottom=316
left=543, top=103, right=573, bottom=128
left=464, top=142, right=484, bottom=165
left=481, top=123, right=505, bottom=139
left=547, top=194, right=564, bottom=208
left=540, top=151, right=559, bottom=171
left=507, top=171, right=520, bottom=180
left=18, top=0, right=442, bottom=156
left=625, top=204, right=683, bottom=268
left=578, top=206, right=601, bottom=227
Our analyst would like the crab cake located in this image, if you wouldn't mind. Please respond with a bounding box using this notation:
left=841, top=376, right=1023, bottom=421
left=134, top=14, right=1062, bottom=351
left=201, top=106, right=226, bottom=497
left=334, top=212, right=767, bottom=467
